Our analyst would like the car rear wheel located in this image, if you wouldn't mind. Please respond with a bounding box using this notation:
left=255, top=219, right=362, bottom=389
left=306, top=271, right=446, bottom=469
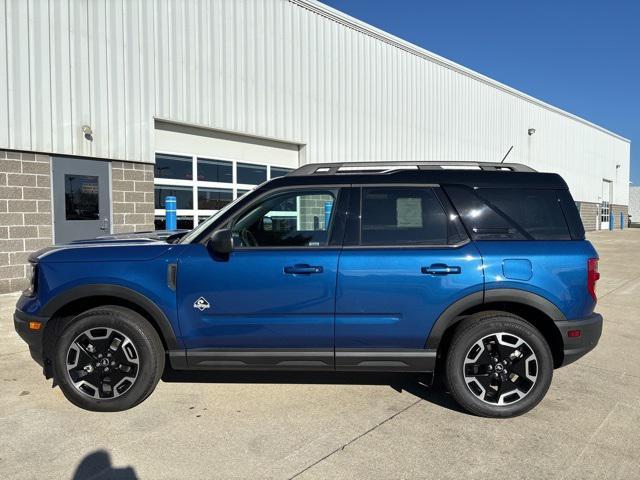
left=52, top=306, right=165, bottom=412
left=445, top=311, right=553, bottom=418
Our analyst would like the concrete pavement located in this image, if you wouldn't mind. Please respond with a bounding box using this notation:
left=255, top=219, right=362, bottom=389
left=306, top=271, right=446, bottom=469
left=1, top=230, right=639, bottom=479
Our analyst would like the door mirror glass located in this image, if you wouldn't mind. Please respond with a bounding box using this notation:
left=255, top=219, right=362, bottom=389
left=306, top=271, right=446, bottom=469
left=207, top=229, right=233, bottom=254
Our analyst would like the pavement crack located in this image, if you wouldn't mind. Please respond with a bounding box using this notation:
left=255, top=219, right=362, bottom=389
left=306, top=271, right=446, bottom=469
left=288, top=398, right=423, bottom=479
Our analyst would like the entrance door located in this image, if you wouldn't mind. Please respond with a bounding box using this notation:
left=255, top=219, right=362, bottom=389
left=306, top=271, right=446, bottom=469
left=52, top=157, right=111, bottom=244
left=600, top=180, right=612, bottom=230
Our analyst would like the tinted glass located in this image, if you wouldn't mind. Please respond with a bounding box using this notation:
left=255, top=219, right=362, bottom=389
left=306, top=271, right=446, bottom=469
left=198, top=188, right=233, bottom=210
left=154, top=154, right=192, bottom=180
left=232, top=190, right=337, bottom=247
left=444, top=186, right=571, bottom=240
left=360, top=187, right=448, bottom=245
left=237, top=163, right=267, bottom=185
left=270, top=167, right=293, bottom=179
left=197, top=158, right=232, bottom=183
left=154, top=185, right=193, bottom=209
left=155, top=216, right=193, bottom=230
left=65, top=175, right=99, bottom=220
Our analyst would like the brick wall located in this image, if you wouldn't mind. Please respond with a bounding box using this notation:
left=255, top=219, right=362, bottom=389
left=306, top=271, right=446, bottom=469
left=112, top=162, right=155, bottom=233
left=0, top=150, right=53, bottom=294
left=578, top=202, right=599, bottom=232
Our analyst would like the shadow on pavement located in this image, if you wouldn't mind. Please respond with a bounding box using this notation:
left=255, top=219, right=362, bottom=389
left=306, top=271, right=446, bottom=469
left=72, top=450, right=137, bottom=480
left=162, top=368, right=470, bottom=415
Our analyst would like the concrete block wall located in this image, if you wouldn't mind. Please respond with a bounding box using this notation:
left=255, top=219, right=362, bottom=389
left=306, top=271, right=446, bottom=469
left=578, top=202, right=599, bottom=232
left=112, top=162, right=155, bottom=233
left=610, top=205, right=628, bottom=230
left=0, top=150, right=53, bottom=294
left=298, top=194, right=333, bottom=231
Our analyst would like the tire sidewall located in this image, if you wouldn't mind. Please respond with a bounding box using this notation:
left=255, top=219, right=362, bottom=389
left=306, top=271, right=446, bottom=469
left=446, top=315, right=553, bottom=418
left=53, top=307, right=164, bottom=412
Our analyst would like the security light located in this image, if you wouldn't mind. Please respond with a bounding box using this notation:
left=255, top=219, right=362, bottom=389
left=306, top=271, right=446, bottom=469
left=528, top=128, right=536, bottom=136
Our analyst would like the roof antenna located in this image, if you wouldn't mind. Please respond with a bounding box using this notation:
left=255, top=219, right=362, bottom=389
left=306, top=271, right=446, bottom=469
left=500, top=145, right=514, bottom=163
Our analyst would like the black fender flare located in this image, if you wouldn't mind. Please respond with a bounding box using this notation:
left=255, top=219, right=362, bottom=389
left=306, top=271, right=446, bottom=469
left=40, top=284, right=181, bottom=350
left=425, top=289, right=566, bottom=350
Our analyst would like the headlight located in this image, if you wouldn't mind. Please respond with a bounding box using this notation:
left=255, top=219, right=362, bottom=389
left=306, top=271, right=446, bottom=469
left=24, top=262, right=37, bottom=297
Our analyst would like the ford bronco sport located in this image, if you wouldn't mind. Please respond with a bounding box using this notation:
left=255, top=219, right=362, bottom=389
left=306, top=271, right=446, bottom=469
left=14, top=162, right=602, bottom=417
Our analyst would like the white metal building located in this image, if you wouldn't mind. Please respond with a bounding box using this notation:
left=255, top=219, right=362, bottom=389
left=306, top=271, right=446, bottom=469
left=0, top=0, right=631, bottom=292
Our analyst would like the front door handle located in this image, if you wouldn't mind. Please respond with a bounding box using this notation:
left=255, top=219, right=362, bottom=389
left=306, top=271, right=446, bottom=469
left=284, top=264, right=324, bottom=275
left=421, top=264, right=461, bottom=275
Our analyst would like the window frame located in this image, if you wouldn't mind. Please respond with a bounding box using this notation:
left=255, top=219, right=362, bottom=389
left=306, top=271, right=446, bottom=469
left=217, top=185, right=349, bottom=250
left=344, top=184, right=469, bottom=249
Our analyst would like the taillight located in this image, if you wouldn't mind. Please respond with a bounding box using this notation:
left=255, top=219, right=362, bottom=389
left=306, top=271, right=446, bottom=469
left=587, top=258, right=600, bottom=301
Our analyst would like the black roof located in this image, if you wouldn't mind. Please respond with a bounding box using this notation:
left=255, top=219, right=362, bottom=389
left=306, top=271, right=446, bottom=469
left=267, top=162, right=568, bottom=190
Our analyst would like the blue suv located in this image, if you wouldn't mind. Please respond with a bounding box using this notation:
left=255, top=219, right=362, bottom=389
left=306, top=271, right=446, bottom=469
left=14, top=162, right=602, bottom=417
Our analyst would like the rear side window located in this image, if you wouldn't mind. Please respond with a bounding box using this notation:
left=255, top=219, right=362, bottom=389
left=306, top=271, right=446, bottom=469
left=360, top=187, right=449, bottom=245
left=444, top=186, right=572, bottom=240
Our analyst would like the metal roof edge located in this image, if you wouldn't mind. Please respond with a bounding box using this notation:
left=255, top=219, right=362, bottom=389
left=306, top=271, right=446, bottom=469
left=290, top=0, right=631, bottom=144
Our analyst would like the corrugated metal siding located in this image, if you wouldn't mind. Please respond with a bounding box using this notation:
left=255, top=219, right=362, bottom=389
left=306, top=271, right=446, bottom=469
left=0, top=0, right=630, bottom=204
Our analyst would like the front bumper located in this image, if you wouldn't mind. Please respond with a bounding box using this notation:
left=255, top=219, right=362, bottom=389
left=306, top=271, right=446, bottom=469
left=14, top=309, right=49, bottom=367
left=555, top=313, right=603, bottom=367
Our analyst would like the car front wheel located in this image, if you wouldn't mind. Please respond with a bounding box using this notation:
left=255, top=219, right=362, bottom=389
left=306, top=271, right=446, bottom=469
left=445, top=311, right=553, bottom=418
left=52, top=306, right=165, bottom=412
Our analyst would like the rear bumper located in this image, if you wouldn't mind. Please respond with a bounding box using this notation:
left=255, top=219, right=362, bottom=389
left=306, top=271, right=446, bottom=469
left=14, top=309, right=49, bottom=367
left=555, top=313, right=602, bottom=367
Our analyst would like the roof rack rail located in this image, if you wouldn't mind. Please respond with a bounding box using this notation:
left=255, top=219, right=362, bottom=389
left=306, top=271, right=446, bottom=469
left=289, top=161, right=536, bottom=176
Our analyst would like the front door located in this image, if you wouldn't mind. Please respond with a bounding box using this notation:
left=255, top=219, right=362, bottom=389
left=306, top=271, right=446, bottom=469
left=52, top=157, right=111, bottom=244
left=335, top=186, right=484, bottom=370
left=177, top=187, right=345, bottom=369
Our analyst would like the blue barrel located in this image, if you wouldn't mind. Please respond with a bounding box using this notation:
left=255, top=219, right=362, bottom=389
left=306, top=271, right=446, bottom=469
left=165, top=196, right=177, bottom=230
left=324, top=201, right=333, bottom=228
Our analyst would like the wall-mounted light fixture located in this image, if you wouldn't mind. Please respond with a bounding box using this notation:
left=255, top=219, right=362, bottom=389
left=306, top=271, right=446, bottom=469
left=82, top=125, right=93, bottom=141
left=528, top=128, right=536, bottom=136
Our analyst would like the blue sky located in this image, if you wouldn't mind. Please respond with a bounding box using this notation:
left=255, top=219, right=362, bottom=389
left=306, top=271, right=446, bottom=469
left=321, top=0, right=639, bottom=183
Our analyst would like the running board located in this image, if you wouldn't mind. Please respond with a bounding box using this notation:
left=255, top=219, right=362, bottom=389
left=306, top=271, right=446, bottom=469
left=169, top=349, right=436, bottom=372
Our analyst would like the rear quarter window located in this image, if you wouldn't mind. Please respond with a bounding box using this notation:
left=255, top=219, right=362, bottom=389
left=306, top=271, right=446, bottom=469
left=444, top=186, right=573, bottom=240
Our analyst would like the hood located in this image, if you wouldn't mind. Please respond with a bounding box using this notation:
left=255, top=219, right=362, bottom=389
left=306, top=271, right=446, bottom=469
left=79, top=229, right=190, bottom=244
left=29, top=230, right=190, bottom=263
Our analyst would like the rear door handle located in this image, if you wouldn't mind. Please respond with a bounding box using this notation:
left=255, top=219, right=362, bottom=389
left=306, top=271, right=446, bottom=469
left=284, top=264, right=324, bottom=275
left=421, top=264, right=461, bottom=275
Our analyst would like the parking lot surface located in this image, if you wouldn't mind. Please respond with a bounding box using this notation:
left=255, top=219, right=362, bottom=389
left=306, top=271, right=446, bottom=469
left=1, top=230, right=639, bottom=479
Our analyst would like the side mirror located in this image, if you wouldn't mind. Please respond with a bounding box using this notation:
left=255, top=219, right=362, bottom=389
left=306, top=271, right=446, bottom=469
left=207, top=229, right=233, bottom=255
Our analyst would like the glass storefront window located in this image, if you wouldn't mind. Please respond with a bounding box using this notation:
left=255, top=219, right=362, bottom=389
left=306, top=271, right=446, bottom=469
left=198, top=188, right=233, bottom=210
left=154, top=185, right=193, bottom=209
left=237, top=163, right=267, bottom=185
left=154, top=154, right=192, bottom=180
left=197, top=158, right=232, bottom=183
left=270, top=167, right=293, bottom=179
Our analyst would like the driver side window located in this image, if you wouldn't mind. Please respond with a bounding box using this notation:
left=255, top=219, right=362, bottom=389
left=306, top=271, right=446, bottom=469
left=231, top=189, right=337, bottom=248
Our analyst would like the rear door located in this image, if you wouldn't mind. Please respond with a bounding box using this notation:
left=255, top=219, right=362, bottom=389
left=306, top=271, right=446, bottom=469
left=335, top=186, right=484, bottom=371
left=51, top=156, right=111, bottom=244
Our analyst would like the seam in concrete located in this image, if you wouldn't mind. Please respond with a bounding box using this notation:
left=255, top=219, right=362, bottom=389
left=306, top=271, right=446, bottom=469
left=288, top=398, right=423, bottom=479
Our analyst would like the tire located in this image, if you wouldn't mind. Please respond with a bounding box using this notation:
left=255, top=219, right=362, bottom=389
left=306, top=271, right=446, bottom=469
left=52, top=305, right=165, bottom=412
left=445, top=311, right=553, bottom=418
